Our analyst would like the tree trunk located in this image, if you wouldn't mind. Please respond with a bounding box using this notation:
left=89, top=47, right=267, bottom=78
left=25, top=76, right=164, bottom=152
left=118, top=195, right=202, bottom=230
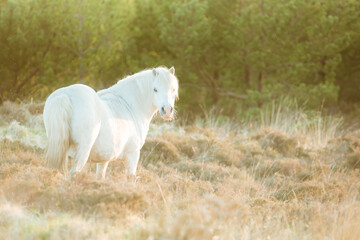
left=209, top=78, right=219, bottom=104
left=244, top=65, right=250, bottom=87
left=257, top=71, right=263, bottom=108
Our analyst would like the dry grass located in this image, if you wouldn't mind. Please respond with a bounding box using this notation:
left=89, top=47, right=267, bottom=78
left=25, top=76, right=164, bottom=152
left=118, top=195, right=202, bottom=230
left=0, top=101, right=360, bottom=239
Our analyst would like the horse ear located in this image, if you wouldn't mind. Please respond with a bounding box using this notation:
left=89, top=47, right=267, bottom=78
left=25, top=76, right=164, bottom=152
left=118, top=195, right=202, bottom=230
left=152, top=68, right=159, bottom=77
left=169, top=66, right=175, bottom=75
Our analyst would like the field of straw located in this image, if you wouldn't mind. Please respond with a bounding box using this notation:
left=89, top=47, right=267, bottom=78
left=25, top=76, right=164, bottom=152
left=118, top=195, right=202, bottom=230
left=0, top=101, right=360, bottom=240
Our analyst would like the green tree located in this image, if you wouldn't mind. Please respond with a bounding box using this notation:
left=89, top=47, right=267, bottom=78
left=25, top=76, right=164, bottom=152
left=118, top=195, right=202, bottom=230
left=0, top=0, right=62, bottom=100
left=1, top=0, right=359, bottom=116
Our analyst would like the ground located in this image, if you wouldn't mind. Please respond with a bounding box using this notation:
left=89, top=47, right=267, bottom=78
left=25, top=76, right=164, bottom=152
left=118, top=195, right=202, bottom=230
left=0, top=101, right=360, bottom=240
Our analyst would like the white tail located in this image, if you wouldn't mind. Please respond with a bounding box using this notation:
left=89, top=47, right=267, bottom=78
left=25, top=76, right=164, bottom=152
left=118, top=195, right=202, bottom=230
left=43, top=95, right=72, bottom=172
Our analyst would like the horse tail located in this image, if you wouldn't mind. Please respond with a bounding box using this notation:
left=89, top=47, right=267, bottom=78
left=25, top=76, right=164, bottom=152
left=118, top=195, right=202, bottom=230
left=43, top=94, right=72, bottom=172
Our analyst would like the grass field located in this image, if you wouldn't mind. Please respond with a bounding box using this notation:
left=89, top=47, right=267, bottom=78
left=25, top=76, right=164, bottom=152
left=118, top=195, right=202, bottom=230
left=0, top=101, right=360, bottom=239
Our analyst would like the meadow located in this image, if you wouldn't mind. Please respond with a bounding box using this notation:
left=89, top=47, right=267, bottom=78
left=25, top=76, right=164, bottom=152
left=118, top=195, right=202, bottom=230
left=1, top=0, right=360, bottom=238
left=0, top=101, right=359, bottom=240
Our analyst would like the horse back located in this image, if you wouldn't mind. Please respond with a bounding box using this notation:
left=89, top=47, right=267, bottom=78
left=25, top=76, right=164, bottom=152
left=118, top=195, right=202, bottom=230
left=50, top=84, right=104, bottom=145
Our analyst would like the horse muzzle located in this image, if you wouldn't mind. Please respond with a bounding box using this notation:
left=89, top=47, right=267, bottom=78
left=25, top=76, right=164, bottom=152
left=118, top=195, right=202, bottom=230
left=160, top=106, right=174, bottom=120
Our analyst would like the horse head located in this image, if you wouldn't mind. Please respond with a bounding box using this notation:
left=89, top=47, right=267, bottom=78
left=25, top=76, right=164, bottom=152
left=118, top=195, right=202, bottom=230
left=152, top=67, right=179, bottom=121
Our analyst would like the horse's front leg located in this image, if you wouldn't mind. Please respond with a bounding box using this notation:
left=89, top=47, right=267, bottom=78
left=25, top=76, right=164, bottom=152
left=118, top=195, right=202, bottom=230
left=126, top=150, right=140, bottom=176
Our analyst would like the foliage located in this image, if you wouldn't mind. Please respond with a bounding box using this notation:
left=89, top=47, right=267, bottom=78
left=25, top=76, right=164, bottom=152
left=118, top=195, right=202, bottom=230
left=0, top=0, right=360, bottom=116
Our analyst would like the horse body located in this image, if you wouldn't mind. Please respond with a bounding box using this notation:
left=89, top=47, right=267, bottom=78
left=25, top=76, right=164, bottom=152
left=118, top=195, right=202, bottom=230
left=43, top=67, right=178, bottom=179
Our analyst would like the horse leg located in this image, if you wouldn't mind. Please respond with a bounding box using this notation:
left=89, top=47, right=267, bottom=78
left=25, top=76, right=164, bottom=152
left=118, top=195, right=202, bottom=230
left=96, top=161, right=110, bottom=180
left=126, top=150, right=140, bottom=176
left=69, top=143, right=93, bottom=180
left=68, top=107, right=101, bottom=180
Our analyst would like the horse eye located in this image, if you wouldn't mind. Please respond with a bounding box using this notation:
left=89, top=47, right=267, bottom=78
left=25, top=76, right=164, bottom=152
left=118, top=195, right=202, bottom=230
left=154, top=88, right=158, bottom=92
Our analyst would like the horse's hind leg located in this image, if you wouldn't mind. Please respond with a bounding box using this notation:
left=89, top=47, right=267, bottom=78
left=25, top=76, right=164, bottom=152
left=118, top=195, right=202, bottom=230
left=69, top=144, right=93, bottom=180
left=69, top=126, right=100, bottom=180
left=126, top=150, right=140, bottom=176
left=96, top=161, right=110, bottom=180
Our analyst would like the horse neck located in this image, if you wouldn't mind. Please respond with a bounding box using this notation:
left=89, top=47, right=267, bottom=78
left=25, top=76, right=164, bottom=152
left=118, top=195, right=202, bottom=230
left=108, top=72, right=157, bottom=127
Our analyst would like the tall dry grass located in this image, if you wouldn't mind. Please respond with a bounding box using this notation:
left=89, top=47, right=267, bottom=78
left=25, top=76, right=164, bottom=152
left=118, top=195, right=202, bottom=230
left=0, top=101, right=359, bottom=239
left=257, top=99, right=344, bottom=149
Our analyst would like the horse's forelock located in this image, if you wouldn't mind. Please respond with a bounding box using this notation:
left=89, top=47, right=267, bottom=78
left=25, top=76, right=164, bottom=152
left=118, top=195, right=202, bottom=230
left=156, top=68, right=179, bottom=98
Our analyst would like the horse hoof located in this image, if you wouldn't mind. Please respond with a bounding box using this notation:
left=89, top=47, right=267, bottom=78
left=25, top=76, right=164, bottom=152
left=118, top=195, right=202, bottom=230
left=130, top=174, right=140, bottom=183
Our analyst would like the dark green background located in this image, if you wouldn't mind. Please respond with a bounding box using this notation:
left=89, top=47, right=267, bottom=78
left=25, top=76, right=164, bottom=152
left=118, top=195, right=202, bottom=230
left=1, top=0, right=359, bottom=118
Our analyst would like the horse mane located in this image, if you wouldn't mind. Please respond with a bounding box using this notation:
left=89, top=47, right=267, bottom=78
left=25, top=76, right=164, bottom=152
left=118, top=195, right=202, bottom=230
left=116, top=66, right=175, bottom=88
left=98, top=69, right=151, bottom=98
left=98, top=66, right=178, bottom=98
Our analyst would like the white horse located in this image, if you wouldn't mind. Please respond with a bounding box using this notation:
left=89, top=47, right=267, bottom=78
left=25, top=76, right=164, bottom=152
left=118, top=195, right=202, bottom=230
left=43, top=66, right=178, bottom=179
